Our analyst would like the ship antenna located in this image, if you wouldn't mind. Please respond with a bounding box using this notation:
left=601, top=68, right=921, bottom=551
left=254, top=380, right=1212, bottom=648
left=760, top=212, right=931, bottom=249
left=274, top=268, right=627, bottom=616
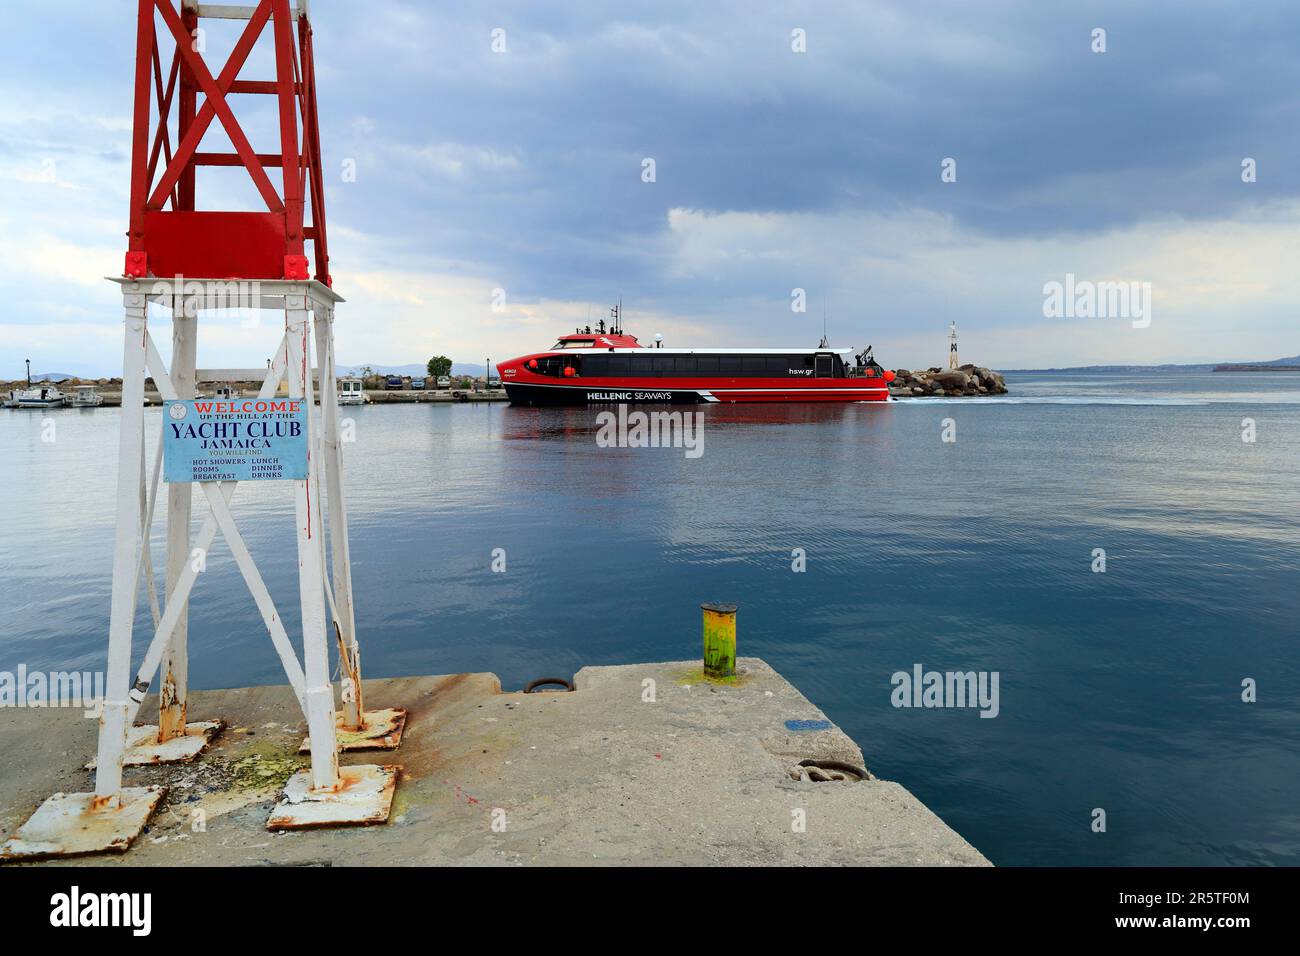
left=820, top=298, right=829, bottom=350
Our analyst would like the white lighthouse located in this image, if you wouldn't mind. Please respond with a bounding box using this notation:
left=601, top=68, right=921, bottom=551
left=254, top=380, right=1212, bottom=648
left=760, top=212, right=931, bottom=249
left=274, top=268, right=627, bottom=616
left=948, top=321, right=959, bottom=370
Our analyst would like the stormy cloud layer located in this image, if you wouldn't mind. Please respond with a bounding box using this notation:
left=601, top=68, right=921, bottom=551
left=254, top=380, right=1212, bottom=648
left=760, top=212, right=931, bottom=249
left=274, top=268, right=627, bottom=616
left=2, top=1, right=1298, bottom=373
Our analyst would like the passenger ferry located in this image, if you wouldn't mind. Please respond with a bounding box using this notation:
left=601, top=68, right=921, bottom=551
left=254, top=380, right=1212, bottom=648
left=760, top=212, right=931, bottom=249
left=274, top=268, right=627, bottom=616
left=497, top=306, right=895, bottom=405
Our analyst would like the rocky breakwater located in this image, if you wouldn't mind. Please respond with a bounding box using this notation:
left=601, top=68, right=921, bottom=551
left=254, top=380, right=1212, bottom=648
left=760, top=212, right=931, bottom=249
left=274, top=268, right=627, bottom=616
left=889, top=365, right=1007, bottom=397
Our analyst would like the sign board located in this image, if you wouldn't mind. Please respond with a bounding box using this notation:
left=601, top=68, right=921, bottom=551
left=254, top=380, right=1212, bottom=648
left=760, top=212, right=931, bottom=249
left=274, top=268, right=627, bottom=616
left=163, top=398, right=308, bottom=483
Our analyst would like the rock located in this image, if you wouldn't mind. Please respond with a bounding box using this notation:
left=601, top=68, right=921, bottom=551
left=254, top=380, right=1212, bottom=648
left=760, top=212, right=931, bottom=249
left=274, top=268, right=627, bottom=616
left=932, top=370, right=970, bottom=389
left=889, top=363, right=1008, bottom=396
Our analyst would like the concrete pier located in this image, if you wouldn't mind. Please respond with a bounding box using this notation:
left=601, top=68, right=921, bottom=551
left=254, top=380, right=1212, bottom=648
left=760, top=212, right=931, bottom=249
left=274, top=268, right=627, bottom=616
left=0, top=658, right=987, bottom=866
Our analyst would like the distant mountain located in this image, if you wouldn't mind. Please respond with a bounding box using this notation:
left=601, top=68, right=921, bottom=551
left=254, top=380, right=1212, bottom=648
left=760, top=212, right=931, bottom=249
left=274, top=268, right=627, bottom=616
left=340, top=362, right=488, bottom=378
left=1004, top=363, right=1216, bottom=373
left=1007, top=354, right=1300, bottom=373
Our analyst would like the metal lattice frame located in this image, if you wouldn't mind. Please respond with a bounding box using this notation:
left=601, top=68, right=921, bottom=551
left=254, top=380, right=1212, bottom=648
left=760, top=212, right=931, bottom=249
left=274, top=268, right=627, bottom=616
left=94, top=280, right=352, bottom=804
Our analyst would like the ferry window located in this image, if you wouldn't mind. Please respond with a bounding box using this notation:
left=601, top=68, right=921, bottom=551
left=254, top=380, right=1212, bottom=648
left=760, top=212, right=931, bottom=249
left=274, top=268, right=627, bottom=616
left=584, top=357, right=608, bottom=377
left=719, top=355, right=740, bottom=374
left=697, top=356, right=719, bottom=373
left=609, top=355, right=630, bottom=374
left=766, top=356, right=789, bottom=375
left=630, top=355, right=655, bottom=375
left=653, top=355, right=674, bottom=374
left=675, top=356, right=697, bottom=375
left=742, top=356, right=765, bottom=375
left=551, top=339, right=594, bottom=349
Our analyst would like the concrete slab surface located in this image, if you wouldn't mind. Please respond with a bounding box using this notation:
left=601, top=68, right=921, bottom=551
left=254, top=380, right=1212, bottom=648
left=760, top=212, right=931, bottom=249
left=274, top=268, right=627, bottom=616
left=0, top=658, right=989, bottom=866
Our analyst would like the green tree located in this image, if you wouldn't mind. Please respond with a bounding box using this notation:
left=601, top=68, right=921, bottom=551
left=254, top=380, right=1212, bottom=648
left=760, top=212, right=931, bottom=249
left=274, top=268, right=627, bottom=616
left=426, top=355, right=453, bottom=378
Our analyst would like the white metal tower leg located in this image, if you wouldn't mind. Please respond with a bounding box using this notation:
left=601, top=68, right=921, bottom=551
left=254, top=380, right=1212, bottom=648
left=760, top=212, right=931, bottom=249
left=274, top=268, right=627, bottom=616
left=95, top=293, right=222, bottom=768
left=95, top=292, right=151, bottom=805
left=316, top=303, right=361, bottom=724
left=160, top=294, right=195, bottom=740
left=270, top=290, right=398, bottom=830
left=0, top=291, right=166, bottom=861
left=286, top=293, right=340, bottom=792
left=307, top=302, right=406, bottom=751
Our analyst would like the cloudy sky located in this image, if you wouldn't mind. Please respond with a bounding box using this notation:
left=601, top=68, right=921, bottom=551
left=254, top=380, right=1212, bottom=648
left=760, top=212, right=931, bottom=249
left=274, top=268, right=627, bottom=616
left=2, top=0, right=1299, bottom=376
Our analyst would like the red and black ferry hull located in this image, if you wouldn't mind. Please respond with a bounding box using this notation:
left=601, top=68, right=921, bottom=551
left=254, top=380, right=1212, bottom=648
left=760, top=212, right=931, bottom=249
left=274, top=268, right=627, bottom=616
left=502, top=379, right=890, bottom=405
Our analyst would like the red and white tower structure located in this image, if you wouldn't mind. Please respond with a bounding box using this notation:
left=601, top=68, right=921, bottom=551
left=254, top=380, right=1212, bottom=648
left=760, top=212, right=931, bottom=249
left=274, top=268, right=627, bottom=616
left=3, top=0, right=401, bottom=858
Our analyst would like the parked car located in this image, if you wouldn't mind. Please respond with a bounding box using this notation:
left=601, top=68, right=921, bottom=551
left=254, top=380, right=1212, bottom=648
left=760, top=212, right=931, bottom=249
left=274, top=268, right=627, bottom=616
left=384, top=375, right=403, bottom=390
left=435, top=376, right=451, bottom=390
left=486, top=377, right=503, bottom=389
left=410, top=377, right=426, bottom=390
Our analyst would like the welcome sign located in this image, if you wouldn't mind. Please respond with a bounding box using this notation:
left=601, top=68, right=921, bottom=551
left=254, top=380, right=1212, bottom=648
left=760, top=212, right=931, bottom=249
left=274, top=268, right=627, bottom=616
left=163, top=398, right=308, bottom=483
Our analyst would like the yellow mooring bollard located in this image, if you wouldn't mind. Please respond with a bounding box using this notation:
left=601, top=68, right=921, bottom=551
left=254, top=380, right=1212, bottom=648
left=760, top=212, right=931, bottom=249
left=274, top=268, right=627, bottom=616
left=701, top=602, right=738, bottom=679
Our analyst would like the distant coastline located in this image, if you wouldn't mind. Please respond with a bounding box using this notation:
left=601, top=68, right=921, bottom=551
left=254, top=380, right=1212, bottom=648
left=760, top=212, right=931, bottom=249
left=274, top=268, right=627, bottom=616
left=1006, top=353, right=1300, bottom=374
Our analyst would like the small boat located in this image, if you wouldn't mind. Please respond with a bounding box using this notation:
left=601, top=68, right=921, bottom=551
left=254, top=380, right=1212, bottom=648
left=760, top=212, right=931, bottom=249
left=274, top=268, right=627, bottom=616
left=498, top=305, right=895, bottom=406
left=9, top=384, right=66, bottom=408
left=337, top=377, right=367, bottom=405
left=212, top=385, right=240, bottom=400
left=6, top=361, right=67, bottom=409
left=69, top=385, right=105, bottom=408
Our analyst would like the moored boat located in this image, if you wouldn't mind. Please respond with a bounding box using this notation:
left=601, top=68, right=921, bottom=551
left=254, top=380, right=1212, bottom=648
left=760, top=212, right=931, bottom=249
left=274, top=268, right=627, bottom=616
left=8, top=384, right=66, bottom=408
left=6, top=360, right=67, bottom=408
left=337, top=376, right=366, bottom=405
left=69, top=385, right=104, bottom=407
left=497, top=306, right=895, bottom=406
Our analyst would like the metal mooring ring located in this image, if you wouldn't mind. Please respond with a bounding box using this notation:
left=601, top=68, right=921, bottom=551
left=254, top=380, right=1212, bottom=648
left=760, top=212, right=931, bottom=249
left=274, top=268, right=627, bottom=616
left=797, top=758, right=870, bottom=782
left=524, top=677, right=575, bottom=693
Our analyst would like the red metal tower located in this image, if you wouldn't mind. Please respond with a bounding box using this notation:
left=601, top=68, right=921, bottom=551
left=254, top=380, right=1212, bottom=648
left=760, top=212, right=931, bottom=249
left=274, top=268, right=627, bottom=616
left=123, top=0, right=331, bottom=285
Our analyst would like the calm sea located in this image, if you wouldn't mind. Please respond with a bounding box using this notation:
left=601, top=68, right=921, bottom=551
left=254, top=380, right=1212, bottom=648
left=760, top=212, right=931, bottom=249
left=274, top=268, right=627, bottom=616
left=3, top=371, right=1298, bottom=866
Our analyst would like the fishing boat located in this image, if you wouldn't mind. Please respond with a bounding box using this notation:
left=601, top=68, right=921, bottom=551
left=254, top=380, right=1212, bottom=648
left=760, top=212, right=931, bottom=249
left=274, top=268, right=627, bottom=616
left=497, top=305, right=895, bottom=406
left=6, top=360, right=67, bottom=408
left=8, top=384, right=66, bottom=408
left=69, top=385, right=105, bottom=407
